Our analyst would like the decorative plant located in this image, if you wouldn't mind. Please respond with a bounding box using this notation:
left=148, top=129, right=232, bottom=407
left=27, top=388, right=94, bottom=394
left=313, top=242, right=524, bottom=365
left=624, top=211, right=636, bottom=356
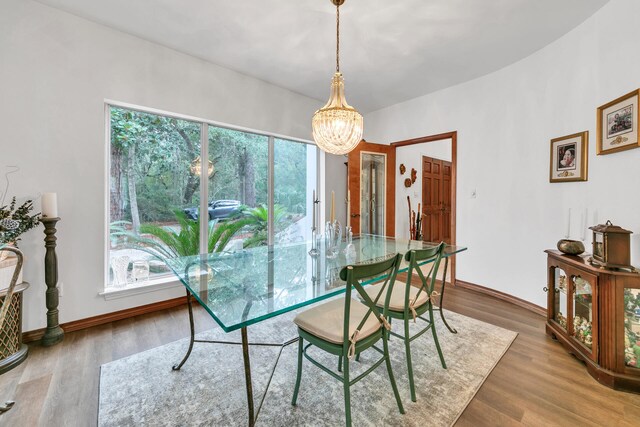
left=0, top=197, right=41, bottom=246
left=241, top=204, right=288, bottom=248
left=111, top=210, right=254, bottom=260
left=110, top=204, right=292, bottom=261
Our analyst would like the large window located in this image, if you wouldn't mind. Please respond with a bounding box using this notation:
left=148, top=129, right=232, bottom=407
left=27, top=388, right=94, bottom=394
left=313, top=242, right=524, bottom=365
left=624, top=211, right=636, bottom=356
left=107, top=104, right=319, bottom=291
left=274, top=138, right=318, bottom=244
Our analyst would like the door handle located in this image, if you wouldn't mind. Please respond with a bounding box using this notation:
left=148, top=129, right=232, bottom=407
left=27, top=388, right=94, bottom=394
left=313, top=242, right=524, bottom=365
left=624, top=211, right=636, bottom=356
left=350, top=214, right=360, bottom=218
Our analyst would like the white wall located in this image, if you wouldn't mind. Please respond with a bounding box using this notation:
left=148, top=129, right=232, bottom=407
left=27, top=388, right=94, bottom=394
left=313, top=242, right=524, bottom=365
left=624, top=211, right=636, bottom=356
left=0, top=0, right=320, bottom=331
left=365, top=0, right=640, bottom=308
left=395, top=140, right=452, bottom=240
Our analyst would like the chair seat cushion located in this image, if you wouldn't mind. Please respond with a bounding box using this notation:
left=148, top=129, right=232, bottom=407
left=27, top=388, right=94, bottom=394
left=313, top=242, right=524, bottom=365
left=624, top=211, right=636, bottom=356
left=293, top=298, right=382, bottom=345
left=364, top=282, right=429, bottom=312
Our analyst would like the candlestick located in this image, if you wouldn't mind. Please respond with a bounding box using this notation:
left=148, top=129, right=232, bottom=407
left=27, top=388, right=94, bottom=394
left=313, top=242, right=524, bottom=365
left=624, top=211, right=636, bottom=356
left=346, top=189, right=351, bottom=228
left=41, top=193, right=58, bottom=218
left=312, top=190, right=316, bottom=230
left=40, top=217, right=64, bottom=347
left=330, top=191, right=335, bottom=223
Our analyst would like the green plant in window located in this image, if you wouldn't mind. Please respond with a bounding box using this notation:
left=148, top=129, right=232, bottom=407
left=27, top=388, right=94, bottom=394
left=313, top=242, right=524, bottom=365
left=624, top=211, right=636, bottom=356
left=111, top=211, right=253, bottom=259
left=241, top=204, right=288, bottom=248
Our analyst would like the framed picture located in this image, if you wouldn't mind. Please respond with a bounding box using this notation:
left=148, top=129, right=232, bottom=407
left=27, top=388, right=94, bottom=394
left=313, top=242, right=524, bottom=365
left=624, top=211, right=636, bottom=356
left=549, top=131, right=588, bottom=183
left=597, top=89, right=640, bottom=155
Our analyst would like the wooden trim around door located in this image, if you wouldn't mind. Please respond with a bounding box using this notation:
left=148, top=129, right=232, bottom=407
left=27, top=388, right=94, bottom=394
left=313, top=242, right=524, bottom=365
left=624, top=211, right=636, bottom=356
left=391, top=131, right=458, bottom=285
left=23, top=295, right=189, bottom=343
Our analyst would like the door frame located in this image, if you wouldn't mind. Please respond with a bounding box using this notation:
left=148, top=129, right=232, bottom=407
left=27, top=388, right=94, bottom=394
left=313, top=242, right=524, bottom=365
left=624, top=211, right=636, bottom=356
left=391, top=131, right=458, bottom=286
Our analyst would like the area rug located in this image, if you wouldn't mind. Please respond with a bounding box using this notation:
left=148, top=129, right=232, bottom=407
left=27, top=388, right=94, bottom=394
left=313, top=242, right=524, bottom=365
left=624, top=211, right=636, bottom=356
left=99, top=308, right=517, bottom=426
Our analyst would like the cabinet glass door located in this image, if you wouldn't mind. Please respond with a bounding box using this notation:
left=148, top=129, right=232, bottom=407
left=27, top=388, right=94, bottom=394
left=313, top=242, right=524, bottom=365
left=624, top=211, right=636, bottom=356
left=572, top=276, right=594, bottom=350
left=553, top=268, right=568, bottom=331
left=624, top=288, right=640, bottom=369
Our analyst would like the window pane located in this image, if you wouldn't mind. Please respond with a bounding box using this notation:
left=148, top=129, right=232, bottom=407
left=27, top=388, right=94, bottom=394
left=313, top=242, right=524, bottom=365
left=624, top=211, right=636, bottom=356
left=274, top=138, right=318, bottom=244
left=108, top=107, right=201, bottom=287
left=207, top=126, right=269, bottom=252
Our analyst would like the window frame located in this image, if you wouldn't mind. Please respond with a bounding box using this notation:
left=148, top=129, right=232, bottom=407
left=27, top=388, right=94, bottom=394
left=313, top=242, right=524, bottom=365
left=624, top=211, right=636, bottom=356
left=103, top=99, right=323, bottom=295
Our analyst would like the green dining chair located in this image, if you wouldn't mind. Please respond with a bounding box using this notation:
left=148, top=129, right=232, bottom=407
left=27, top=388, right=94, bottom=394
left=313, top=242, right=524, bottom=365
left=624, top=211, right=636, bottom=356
left=363, top=242, right=447, bottom=402
left=291, top=253, right=405, bottom=426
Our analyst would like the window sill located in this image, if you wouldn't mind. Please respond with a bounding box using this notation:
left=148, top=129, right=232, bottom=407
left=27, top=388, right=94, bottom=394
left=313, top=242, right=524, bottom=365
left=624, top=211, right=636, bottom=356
left=100, top=275, right=183, bottom=300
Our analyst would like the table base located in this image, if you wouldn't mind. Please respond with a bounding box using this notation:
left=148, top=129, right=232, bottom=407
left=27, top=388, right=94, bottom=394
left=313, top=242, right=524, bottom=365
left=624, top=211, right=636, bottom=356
left=436, top=256, right=457, bottom=334
left=172, top=291, right=298, bottom=427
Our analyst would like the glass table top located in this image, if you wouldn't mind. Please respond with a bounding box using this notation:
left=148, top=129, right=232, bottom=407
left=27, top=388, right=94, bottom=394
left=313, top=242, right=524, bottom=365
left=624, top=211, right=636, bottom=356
left=166, top=234, right=467, bottom=332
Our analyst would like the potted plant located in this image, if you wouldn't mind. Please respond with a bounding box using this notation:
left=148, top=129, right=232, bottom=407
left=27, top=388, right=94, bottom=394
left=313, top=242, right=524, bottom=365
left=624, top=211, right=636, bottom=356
left=0, top=197, right=40, bottom=286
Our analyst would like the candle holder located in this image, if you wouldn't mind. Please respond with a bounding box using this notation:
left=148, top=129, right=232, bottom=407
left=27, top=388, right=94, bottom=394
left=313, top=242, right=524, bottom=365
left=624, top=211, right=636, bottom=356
left=325, top=220, right=342, bottom=259
left=308, top=230, right=320, bottom=257
left=342, top=226, right=354, bottom=252
left=309, top=193, right=321, bottom=257
left=40, top=217, right=64, bottom=347
left=310, top=251, right=319, bottom=293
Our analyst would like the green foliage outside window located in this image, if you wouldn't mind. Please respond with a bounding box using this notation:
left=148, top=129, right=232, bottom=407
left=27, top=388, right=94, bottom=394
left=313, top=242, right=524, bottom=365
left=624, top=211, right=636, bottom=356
left=108, top=105, right=315, bottom=286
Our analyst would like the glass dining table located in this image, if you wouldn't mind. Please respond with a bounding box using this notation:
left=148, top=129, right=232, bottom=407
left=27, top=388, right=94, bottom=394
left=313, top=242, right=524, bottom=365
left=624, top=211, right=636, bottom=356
left=166, top=234, right=467, bottom=426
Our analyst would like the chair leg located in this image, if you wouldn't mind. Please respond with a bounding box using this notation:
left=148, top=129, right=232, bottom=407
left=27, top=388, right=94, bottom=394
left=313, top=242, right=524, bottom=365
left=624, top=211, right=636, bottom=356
left=383, top=332, right=405, bottom=414
left=343, top=357, right=352, bottom=427
left=355, top=352, right=361, bottom=362
left=388, top=317, right=392, bottom=340
left=338, top=355, right=343, bottom=372
left=430, top=307, right=447, bottom=369
left=404, top=318, right=417, bottom=402
left=291, top=337, right=304, bottom=405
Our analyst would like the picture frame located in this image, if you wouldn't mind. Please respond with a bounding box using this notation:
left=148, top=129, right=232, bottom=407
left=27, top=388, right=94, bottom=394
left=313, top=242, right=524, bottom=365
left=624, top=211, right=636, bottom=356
left=597, top=89, right=640, bottom=155
left=549, top=131, right=588, bottom=183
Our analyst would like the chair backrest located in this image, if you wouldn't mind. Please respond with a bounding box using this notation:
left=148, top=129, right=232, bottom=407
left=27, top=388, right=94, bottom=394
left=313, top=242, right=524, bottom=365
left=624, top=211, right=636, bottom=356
left=338, top=253, right=403, bottom=351
left=404, top=242, right=446, bottom=309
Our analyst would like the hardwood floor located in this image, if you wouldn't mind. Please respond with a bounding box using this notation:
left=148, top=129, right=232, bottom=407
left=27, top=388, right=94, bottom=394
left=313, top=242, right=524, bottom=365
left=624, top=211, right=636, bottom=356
left=2, top=284, right=640, bottom=426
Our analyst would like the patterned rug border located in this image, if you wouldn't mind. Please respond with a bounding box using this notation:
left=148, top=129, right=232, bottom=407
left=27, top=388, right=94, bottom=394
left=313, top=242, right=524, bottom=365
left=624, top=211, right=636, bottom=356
left=449, top=320, right=517, bottom=426
left=98, top=308, right=519, bottom=426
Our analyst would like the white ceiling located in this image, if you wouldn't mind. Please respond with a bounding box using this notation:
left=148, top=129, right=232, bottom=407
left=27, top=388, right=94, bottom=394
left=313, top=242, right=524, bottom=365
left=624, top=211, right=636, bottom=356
left=36, top=0, right=608, bottom=113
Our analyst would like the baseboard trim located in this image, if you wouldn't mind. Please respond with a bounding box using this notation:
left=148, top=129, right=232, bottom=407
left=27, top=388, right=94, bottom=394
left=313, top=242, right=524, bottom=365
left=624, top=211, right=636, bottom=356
left=22, top=281, right=545, bottom=342
left=455, top=280, right=546, bottom=317
left=23, top=295, right=189, bottom=343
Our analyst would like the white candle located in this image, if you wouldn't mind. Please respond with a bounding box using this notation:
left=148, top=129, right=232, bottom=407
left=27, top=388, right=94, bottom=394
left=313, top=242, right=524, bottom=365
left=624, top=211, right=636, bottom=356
left=346, top=189, right=351, bottom=228
left=566, top=208, right=571, bottom=238
left=42, top=192, right=58, bottom=218
left=331, top=191, right=335, bottom=223
left=312, top=190, right=316, bottom=230
left=581, top=208, right=587, bottom=241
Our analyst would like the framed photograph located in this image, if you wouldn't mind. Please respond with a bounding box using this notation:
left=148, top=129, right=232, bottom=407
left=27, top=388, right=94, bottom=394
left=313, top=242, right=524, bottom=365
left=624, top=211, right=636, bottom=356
left=597, top=89, right=640, bottom=155
left=549, top=131, right=588, bottom=183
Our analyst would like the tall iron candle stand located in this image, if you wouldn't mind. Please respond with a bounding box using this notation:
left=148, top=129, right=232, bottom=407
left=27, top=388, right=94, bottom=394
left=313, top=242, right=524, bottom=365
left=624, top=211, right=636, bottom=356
left=40, top=217, right=64, bottom=347
left=308, top=194, right=320, bottom=257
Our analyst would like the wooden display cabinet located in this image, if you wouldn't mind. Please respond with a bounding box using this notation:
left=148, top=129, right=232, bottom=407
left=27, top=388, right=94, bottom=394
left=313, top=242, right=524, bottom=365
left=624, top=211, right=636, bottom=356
left=545, top=250, right=640, bottom=393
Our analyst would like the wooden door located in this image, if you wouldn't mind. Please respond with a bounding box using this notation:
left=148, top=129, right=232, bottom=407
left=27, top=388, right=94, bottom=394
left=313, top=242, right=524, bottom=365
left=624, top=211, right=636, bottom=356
left=348, top=140, right=395, bottom=237
left=422, top=156, right=452, bottom=243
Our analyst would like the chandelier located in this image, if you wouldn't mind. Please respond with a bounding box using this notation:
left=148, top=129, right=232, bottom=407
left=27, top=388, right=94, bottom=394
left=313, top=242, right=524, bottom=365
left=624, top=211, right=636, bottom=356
left=190, top=156, right=214, bottom=178
left=312, top=0, right=363, bottom=155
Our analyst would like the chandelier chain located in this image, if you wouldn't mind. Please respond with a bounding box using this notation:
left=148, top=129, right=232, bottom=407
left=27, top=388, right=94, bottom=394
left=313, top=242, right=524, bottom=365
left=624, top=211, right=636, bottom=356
left=336, top=3, right=340, bottom=72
